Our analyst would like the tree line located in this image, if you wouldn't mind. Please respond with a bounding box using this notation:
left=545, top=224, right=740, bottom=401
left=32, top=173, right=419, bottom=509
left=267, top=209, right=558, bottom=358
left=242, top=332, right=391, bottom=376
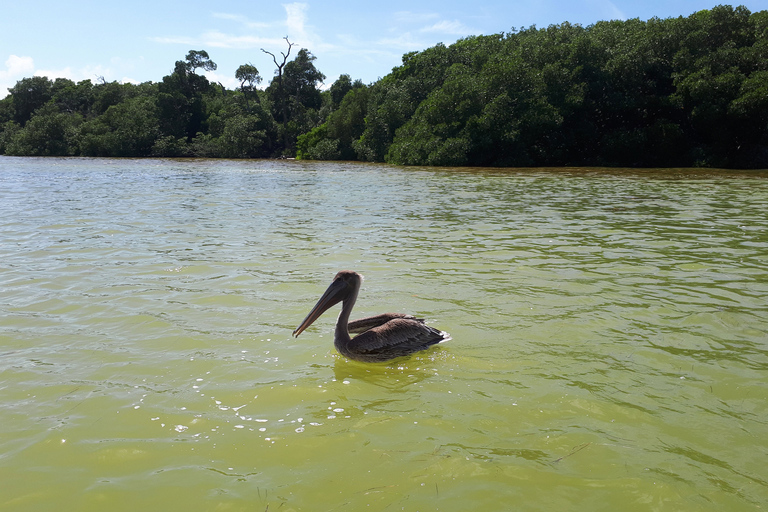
left=2, top=5, right=767, bottom=168
left=0, top=42, right=345, bottom=159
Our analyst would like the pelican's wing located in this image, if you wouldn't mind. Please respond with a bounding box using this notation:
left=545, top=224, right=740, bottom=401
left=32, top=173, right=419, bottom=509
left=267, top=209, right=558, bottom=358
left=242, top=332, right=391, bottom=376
left=347, top=313, right=424, bottom=334
left=350, top=318, right=450, bottom=360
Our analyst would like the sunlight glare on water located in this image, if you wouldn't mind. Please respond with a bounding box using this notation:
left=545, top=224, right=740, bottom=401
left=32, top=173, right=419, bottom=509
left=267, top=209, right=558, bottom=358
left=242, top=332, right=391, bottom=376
left=1, top=157, right=767, bottom=511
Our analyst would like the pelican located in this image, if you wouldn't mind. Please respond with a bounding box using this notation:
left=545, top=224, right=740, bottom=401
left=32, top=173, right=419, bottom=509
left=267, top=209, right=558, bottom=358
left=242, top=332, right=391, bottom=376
left=292, top=270, right=450, bottom=362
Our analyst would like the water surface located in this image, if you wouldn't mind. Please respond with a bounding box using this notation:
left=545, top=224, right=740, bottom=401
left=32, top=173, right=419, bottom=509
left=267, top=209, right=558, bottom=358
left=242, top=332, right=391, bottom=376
left=1, top=157, right=767, bottom=511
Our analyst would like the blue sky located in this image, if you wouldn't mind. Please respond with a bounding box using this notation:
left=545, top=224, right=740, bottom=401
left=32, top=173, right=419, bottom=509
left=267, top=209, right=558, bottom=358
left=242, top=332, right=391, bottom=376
left=2, top=0, right=767, bottom=98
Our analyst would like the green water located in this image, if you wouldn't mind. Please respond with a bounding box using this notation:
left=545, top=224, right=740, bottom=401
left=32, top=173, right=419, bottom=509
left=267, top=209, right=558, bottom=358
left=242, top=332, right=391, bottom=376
left=1, top=157, right=766, bottom=511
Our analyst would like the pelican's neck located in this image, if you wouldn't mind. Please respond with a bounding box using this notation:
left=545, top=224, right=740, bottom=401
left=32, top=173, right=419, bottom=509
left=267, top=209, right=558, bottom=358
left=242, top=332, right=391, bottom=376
left=334, top=283, right=359, bottom=348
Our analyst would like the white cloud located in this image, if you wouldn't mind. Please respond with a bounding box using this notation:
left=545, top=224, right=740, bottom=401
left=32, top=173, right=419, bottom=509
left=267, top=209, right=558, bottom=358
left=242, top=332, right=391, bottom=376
left=196, top=30, right=277, bottom=49
left=2, top=55, right=35, bottom=78
left=589, top=0, right=627, bottom=20
left=0, top=54, right=146, bottom=98
left=387, top=11, right=476, bottom=45
left=607, top=1, right=627, bottom=20
left=377, top=18, right=473, bottom=51
left=1, top=55, right=36, bottom=96
left=34, top=63, right=117, bottom=84
left=211, top=5, right=315, bottom=39
left=152, top=3, right=319, bottom=52
left=34, top=66, right=75, bottom=80
left=203, top=69, right=240, bottom=91
left=213, top=12, right=270, bottom=29
left=419, top=20, right=474, bottom=35
left=281, top=3, right=337, bottom=53
left=376, top=33, right=428, bottom=51
left=284, top=2, right=309, bottom=36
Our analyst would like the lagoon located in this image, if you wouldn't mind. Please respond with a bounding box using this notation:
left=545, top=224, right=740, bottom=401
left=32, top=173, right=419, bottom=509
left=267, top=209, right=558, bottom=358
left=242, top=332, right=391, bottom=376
left=1, top=157, right=767, bottom=511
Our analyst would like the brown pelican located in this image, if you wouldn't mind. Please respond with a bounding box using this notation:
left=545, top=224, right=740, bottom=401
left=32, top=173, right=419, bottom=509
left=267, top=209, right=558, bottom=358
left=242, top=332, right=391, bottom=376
left=292, top=270, right=450, bottom=362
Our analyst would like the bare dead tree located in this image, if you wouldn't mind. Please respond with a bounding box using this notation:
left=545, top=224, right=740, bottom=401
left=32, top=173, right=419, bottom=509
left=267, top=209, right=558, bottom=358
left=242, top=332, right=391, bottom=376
left=261, top=37, right=293, bottom=150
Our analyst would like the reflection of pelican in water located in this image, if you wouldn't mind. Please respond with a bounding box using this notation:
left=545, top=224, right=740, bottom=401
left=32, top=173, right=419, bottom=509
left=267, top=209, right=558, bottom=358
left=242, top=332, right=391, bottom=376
left=293, top=271, right=450, bottom=362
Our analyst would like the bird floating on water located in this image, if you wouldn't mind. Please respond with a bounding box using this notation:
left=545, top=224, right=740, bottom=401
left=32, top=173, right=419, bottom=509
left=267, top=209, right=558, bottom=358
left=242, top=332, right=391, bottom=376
left=292, top=270, right=450, bottom=362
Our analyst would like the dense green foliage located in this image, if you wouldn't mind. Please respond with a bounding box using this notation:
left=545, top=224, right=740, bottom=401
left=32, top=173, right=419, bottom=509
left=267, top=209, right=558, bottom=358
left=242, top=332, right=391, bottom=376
left=2, top=5, right=767, bottom=167
left=300, top=4, right=768, bottom=168
left=0, top=48, right=322, bottom=159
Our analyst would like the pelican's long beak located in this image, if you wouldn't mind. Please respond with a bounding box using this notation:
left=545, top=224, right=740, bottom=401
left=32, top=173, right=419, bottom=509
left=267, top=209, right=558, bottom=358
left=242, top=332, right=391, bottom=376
left=292, top=277, right=348, bottom=337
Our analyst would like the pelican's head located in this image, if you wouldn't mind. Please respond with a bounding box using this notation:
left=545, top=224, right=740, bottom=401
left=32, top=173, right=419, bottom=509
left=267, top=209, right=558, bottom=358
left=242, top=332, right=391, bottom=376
left=292, top=270, right=362, bottom=337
